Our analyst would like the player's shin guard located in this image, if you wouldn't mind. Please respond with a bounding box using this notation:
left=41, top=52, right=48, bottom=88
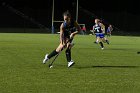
left=48, top=49, right=58, bottom=59
left=99, top=42, right=104, bottom=48
left=65, top=49, right=71, bottom=62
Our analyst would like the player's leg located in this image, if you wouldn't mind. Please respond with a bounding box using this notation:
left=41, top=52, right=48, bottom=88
left=98, top=37, right=104, bottom=50
left=65, top=43, right=71, bottom=62
left=99, top=42, right=104, bottom=49
left=107, top=32, right=110, bottom=37
left=94, top=34, right=99, bottom=44
left=101, top=33, right=109, bottom=44
left=43, top=42, right=65, bottom=64
left=65, top=40, right=75, bottom=67
left=104, top=37, right=109, bottom=44
left=69, top=38, right=75, bottom=48
left=109, top=31, right=111, bottom=37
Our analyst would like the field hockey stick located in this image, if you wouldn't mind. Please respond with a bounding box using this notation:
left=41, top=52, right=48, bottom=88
left=49, top=38, right=73, bottom=68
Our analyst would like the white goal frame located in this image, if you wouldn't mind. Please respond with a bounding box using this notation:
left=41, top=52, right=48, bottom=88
left=51, top=0, right=79, bottom=34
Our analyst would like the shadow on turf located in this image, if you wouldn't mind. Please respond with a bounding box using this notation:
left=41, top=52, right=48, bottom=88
left=106, top=48, right=130, bottom=51
left=77, top=66, right=139, bottom=69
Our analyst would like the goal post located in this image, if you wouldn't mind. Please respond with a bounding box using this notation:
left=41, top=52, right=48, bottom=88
left=51, top=0, right=79, bottom=34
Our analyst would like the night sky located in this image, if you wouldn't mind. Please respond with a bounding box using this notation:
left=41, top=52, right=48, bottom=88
left=0, top=0, right=140, bottom=32
left=1, top=0, right=139, bottom=15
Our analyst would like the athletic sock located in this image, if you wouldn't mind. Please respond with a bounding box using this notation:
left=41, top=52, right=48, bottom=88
left=106, top=40, right=109, bottom=44
left=99, top=42, right=104, bottom=48
left=65, top=49, right=71, bottom=62
left=48, top=49, right=58, bottom=59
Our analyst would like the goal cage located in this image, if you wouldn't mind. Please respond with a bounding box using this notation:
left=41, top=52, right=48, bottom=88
left=51, top=0, right=81, bottom=34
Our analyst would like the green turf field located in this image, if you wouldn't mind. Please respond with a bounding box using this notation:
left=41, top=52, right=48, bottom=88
left=0, top=33, right=140, bottom=93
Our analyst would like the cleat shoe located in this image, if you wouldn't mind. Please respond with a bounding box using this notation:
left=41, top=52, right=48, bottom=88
left=68, top=60, right=75, bottom=67
left=43, top=54, right=49, bottom=64
left=101, top=47, right=104, bottom=50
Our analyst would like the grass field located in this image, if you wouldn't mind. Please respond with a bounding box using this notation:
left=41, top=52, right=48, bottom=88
left=0, top=33, right=140, bottom=93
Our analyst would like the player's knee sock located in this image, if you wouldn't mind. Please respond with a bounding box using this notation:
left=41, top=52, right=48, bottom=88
left=65, top=49, right=71, bottom=62
left=48, top=49, right=58, bottom=59
left=106, top=40, right=109, bottom=44
left=99, top=42, right=104, bottom=48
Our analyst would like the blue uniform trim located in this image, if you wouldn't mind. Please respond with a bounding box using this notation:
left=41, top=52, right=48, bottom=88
left=95, top=33, right=105, bottom=38
left=107, top=27, right=111, bottom=33
left=63, top=20, right=75, bottom=38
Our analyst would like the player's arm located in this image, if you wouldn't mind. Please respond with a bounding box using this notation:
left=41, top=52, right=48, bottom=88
left=100, top=23, right=105, bottom=34
left=111, top=27, right=113, bottom=32
left=92, top=25, right=95, bottom=35
left=60, top=23, right=64, bottom=44
left=70, top=21, right=81, bottom=39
